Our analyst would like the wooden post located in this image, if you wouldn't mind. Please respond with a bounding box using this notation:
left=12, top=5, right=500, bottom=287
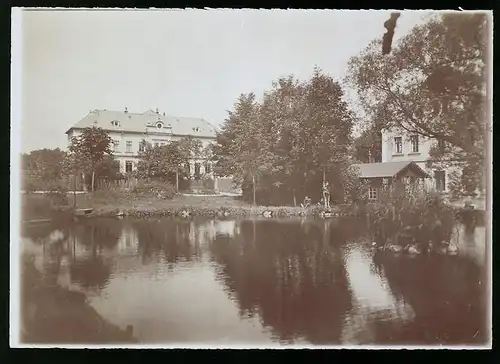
left=175, top=169, right=179, bottom=191
left=293, top=189, right=297, bottom=207
left=252, top=174, right=256, bottom=206
left=73, top=173, right=77, bottom=208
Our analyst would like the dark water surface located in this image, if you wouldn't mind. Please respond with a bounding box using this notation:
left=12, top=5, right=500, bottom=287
left=20, top=217, right=488, bottom=346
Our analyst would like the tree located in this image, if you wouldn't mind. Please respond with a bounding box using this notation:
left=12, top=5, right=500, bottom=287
left=347, top=13, right=489, bottom=194
left=214, top=69, right=357, bottom=206
left=353, top=125, right=382, bottom=163
left=135, top=138, right=197, bottom=191
left=67, top=126, right=113, bottom=192
left=22, top=148, right=67, bottom=190
left=213, top=93, right=268, bottom=205
left=94, top=155, right=122, bottom=182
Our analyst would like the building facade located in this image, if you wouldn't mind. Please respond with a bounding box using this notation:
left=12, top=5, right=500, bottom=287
left=380, top=129, right=460, bottom=194
left=65, top=108, right=217, bottom=177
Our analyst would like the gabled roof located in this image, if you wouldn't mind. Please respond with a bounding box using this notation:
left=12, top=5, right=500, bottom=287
left=353, top=161, right=429, bottom=179
left=66, top=109, right=218, bottom=138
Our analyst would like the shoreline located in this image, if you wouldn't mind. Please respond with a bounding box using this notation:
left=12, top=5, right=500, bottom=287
left=88, top=204, right=345, bottom=218
left=22, top=193, right=485, bottom=223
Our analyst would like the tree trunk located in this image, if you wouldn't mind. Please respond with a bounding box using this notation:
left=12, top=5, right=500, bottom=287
left=73, top=173, right=77, bottom=208
left=91, top=171, right=95, bottom=193
left=176, top=169, right=179, bottom=191
left=293, top=189, right=297, bottom=207
left=252, top=174, right=256, bottom=206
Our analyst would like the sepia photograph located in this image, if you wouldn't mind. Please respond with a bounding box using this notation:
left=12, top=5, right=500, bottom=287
left=10, top=8, right=492, bottom=349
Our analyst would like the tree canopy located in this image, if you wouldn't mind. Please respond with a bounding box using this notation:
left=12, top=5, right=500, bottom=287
left=135, top=136, right=204, bottom=188
left=22, top=148, right=67, bottom=183
left=347, top=13, right=489, bottom=193
left=213, top=68, right=363, bottom=206
left=65, top=126, right=114, bottom=191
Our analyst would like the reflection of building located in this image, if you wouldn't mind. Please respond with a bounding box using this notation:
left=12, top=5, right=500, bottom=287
left=65, top=108, right=217, bottom=175
left=340, top=247, right=415, bottom=344
left=117, top=225, right=140, bottom=256
left=214, top=220, right=238, bottom=237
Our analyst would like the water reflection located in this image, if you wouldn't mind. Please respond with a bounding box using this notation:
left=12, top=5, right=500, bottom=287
left=20, top=217, right=488, bottom=346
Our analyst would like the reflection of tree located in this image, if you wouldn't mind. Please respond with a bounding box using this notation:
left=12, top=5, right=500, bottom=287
left=379, top=254, right=486, bottom=345
left=133, top=219, right=202, bottom=264
left=210, top=219, right=353, bottom=344
left=69, top=219, right=122, bottom=290
left=70, top=258, right=112, bottom=290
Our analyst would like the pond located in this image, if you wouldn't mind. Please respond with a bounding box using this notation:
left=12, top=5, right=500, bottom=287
left=19, top=217, right=488, bottom=346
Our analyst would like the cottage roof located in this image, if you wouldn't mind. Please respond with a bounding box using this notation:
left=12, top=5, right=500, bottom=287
left=66, top=109, right=218, bottom=138
left=353, top=161, right=429, bottom=179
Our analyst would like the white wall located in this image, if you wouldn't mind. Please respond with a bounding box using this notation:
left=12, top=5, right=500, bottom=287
left=381, top=129, right=460, bottom=193
left=67, top=129, right=215, bottom=175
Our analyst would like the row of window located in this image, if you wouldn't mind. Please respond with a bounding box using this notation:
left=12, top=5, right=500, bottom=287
left=113, top=140, right=168, bottom=153
left=393, top=135, right=420, bottom=154
left=122, top=160, right=212, bottom=174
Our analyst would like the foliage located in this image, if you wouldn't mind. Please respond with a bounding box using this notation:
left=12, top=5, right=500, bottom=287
left=213, top=68, right=357, bottom=206
left=135, top=136, right=204, bottom=188
left=94, top=155, right=122, bottom=181
left=346, top=13, right=489, bottom=194
left=67, top=126, right=113, bottom=171
left=131, top=180, right=177, bottom=200
left=65, top=126, right=114, bottom=191
left=353, top=125, right=382, bottom=163
left=22, top=148, right=67, bottom=191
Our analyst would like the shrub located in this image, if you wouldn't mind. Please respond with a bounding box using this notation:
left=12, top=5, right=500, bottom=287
left=131, top=180, right=177, bottom=200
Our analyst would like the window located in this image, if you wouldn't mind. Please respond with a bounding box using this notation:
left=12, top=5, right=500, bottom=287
left=160, top=142, right=165, bottom=147
left=434, top=170, right=446, bottom=192
left=410, top=135, right=419, bottom=153
left=125, top=161, right=133, bottom=173
left=126, top=141, right=132, bottom=153
left=394, top=137, right=403, bottom=154
left=205, top=162, right=211, bottom=174
left=156, top=122, right=163, bottom=129
left=154, top=142, right=159, bottom=148
left=368, top=187, right=378, bottom=200
left=139, top=141, right=146, bottom=152
left=111, top=120, right=120, bottom=127
left=194, top=163, right=201, bottom=179
left=113, top=140, right=120, bottom=152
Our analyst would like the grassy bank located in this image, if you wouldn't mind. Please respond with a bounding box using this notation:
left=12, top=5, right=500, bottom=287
left=21, top=190, right=484, bottom=223
left=67, top=192, right=342, bottom=218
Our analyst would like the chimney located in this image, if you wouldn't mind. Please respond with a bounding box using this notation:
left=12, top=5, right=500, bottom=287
left=124, top=107, right=128, bottom=113
left=156, top=108, right=159, bottom=114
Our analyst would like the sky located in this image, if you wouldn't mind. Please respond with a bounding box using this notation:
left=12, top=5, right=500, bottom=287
left=18, top=9, right=431, bottom=153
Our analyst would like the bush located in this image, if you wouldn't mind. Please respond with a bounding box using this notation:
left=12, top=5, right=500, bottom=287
left=131, top=180, right=177, bottom=200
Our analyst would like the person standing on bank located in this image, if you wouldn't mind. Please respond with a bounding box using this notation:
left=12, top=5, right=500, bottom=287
left=322, top=181, right=331, bottom=209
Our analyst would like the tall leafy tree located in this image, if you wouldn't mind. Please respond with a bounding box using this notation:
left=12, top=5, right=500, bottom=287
left=67, top=126, right=113, bottom=192
left=346, top=13, right=489, bottom=195
left=22, top=148, right=67, bottom=189
left=213, top=93, right=267, bottom=205
left=214, top=69, right=357, bottom=206
left=136, top=136, right=201, bottom=191
left=353, top=125, right=382, bottom=163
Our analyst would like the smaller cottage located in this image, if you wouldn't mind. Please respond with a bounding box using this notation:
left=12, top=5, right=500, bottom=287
left=353, top=161, right=430, bottom=201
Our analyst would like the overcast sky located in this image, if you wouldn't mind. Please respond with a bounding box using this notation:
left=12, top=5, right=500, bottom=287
left=18, top=9, right=431, bottom=153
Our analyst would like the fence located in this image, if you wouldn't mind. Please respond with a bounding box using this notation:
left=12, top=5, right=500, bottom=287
left=96, top=178, right=139, bottom=190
